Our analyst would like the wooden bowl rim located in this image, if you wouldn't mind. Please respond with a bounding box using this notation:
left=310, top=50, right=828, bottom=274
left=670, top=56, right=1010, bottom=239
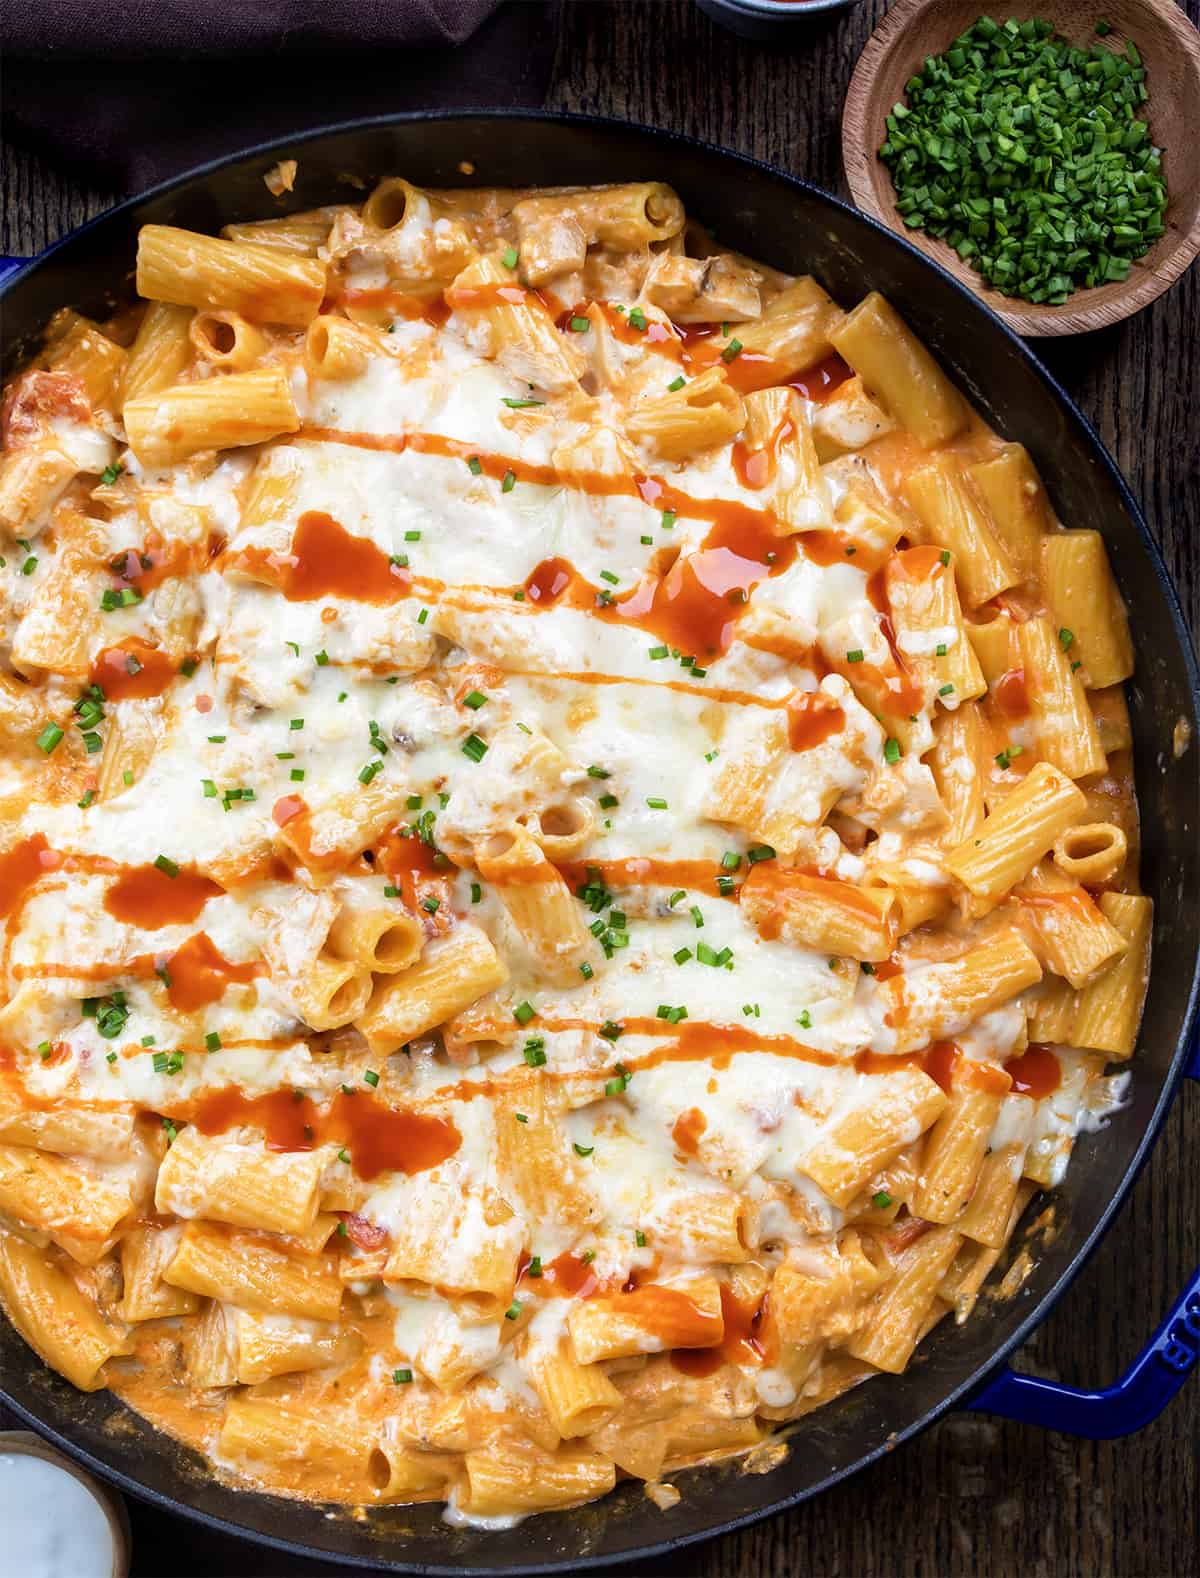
left=842, top=0, right=1200, bottom=335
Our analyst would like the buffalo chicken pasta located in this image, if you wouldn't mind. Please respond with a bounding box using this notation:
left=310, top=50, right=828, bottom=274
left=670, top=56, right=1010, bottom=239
left=0, top=179, right=1147, bottom=1521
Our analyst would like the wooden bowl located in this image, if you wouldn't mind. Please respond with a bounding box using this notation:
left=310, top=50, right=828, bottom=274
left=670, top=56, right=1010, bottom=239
left=842, top=0, right=1200, bottom=335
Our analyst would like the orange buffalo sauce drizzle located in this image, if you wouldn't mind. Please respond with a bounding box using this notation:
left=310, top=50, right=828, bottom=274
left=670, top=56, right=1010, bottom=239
left=105, top=532, right=219, bottom=598
left=673, top=324, right=852, bottom=400
left=13, top=931, right=262, bottom=1012
left=671, top=1106, right=708, bottom=1156
left=298, top=429, right=841, bottom=663
left=160, top=933, right=261, bottom=1012
left=854, top=1039, right=1012, bottom=1097
left=994, top=668, right=1031, bottom=719
left=90, top=638, right=180, bottom=702
left=289, top=426, right=934, bottom=705
left=183, top=1084, right=460, bottom=1182
left=1004, top=1043, right=1061, bottom=1100
left=103, top=864, right=223, bottom=929
left=622, top=1017, right=839, bottom=1074
left=671, top=1285, right=774, bottom=1377
left=230, top=510, right=411, bottom=604
left=732, top=414, right=794, bottom=491
left=0, top=834, right=60, bottom=919
left=787, top=690, right=845, bottom=751
left=371, top=829, right=455, bottom=918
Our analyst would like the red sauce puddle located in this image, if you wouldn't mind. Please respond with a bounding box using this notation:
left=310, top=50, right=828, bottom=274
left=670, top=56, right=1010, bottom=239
left=233, top=510, right=411, bottom=604
left=0, top=834, right=61, bottom=919
left=104, top=865, right=223, bottom=929
left=184, top=1085, right=460, bottom=1181
left=1004, top=1044, right=1061, bottom=1100
left=672, top=1284, right=772, bottom=1376
left=90, top=638, right=180, bottom=701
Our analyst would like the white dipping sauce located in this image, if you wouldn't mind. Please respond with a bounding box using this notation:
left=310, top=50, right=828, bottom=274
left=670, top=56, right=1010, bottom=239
left=0, top=1452, right=114, bottom=1578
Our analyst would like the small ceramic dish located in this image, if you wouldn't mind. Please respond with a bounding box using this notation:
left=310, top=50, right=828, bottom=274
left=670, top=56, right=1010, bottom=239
left=696, top=0, right=863, bottom=43
left=842, top=0, right=1200, bottom=334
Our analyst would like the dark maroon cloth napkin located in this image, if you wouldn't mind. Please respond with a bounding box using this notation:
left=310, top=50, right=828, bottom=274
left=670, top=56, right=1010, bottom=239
left=1, top=0, right=559, bottom=192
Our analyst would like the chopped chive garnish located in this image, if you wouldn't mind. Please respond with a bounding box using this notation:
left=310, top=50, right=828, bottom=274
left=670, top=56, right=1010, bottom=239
left=661, top=509, right=676, bottom=530
left=461, top=733, right=487, bottom=762
left=747, top=844, right=775, bottom=865
left=393, top=1367, right=414, bottom=1384
left=721, top=337, right=743, bottom=362
left=514, top=1001, right=537, bottom=1026
left=153, top=855, right=180, bottom=878
left=673, top=946, right=693, bottom=965
left=470, top=881, right=482, bottom=903
left=846, top=649, right=865, bottom=663
left=569, top=315, right=590, bottom=332
left=502, top=397, right=544, bottom=409
left=873, top=1191, right=893, bottom=1209
left=501, top=470, right=516, bottom=493
left=363, top=1069, right=380, bottom=1087
left=467, top=455, right=483, bottom=475
left=573, top=1143, right=593, bottom=1158
left=580, top=961, right=594, bottom=979
left=35, top=723, right=64, bottom=754
left=667, top=375, right=686, bottom=391
left=100, top=462, right=123, bottom=486
left=648, top=644, right=669, bottom=660
left=501, top=246, right=519, bottom=269
left=463, top=690, right=488, bottom=710
left=358, top=760, right=383, bottom=785
left=646, top=796, right=668, bottom=809
left=884, top=737, right=902, bottom=764
left=797, top=1010, right=812, bottom=1029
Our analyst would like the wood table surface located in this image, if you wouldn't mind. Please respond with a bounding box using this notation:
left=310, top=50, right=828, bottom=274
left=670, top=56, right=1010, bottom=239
left=2, top=2, right=1197, bottom=1574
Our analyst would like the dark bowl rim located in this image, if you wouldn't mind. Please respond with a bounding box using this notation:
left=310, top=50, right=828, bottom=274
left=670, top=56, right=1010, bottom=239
left=1, top=105, right=1198, bottom=1576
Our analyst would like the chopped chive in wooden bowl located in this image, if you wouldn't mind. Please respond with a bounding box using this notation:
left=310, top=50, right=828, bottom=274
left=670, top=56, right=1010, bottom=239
left=878, top=15, right=1167, bottom=306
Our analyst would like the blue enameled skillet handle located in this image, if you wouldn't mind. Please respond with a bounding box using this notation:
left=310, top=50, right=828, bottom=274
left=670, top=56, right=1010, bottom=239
left=0, top=257, right=28, bottom=284
left=968, top=1049, right=1200, bottom=1438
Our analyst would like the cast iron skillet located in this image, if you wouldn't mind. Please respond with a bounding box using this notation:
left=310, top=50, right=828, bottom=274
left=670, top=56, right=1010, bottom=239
left=1, top=113, right=1198, bottom=1574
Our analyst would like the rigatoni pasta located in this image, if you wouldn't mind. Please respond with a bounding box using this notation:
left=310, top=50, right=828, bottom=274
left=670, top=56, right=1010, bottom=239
left=0, top=174, right=1148, bottom=1525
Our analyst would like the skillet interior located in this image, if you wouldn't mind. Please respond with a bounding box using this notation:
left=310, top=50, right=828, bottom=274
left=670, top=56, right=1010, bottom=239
left=1, top=113, right=1197, bottom=1574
